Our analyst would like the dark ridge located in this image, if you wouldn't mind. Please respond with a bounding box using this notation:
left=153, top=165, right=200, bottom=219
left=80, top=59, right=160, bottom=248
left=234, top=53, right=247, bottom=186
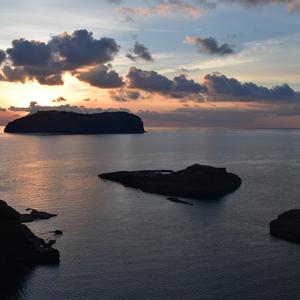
left=99, top=164, right=242, bottom=199
left=270, top=209, right=300, bottom=244
left=4, top=110, right=145, bottom=134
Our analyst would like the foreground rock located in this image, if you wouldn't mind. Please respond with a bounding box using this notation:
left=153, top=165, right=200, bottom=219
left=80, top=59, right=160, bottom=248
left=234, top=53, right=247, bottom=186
left=270, top=209, right=300, bottom=243
left=0, top=200, right=59, bottom=265
left=4, top=110, right=145, bottom=134
left=20, top=208, right=57, bottom=223
left=99, top=164, right=242, bottom=199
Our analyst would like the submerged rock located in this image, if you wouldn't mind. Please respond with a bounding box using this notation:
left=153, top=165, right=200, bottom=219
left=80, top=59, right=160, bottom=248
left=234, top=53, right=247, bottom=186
left=270, top=209, right=300, bottom=243
left=4, top=110, right=145, bottom=134
left=20, top=208, right=57, bottom=223
left=0, top=200, right=59, bottom=265
left=99, top=164, right=242, bottom=199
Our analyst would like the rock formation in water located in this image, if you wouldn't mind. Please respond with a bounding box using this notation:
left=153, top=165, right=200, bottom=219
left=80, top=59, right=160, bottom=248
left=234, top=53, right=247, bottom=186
left=270, top=209, right=300, bottom=243
left=0, top=200, right=59, bottom=265
left=99, top=164, right=242, bottom=199
left=4, top=110, right=145, bottom=134
left=20, top=208, right=57, bottom=223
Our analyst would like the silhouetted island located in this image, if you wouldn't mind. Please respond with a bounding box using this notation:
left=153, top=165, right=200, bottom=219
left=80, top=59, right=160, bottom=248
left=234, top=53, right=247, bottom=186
left=0, top=200, right=59, bottom=265
left=4, top=110, right=145, bottom=134
left=99, top=164, right=242, bottom=199
left=270, top=209, right=300, bottom=243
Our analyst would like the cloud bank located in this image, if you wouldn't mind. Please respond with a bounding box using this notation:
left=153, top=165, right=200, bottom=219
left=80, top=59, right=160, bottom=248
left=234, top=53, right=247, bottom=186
left=0, top=29, right=121, bottom=86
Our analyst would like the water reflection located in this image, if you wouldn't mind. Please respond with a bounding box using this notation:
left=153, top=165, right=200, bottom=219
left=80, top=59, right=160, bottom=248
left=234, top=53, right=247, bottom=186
left=0, top=262, right=32, bottom=300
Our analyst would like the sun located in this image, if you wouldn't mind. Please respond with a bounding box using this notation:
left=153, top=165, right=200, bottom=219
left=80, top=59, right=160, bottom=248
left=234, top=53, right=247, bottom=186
left=0, top=80, right=63, bottom=107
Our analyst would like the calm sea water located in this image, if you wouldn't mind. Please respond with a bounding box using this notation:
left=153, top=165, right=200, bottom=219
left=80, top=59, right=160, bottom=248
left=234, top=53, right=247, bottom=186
left=1, top=127, right=300, bottom=300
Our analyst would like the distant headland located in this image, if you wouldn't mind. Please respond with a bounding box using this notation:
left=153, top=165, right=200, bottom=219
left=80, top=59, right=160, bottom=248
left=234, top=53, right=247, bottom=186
left=4, top=111, right=145, bottom=134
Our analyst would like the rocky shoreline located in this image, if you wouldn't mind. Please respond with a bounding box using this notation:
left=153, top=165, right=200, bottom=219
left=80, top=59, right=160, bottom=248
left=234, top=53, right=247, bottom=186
left=0, top=200, right=60, bottom=266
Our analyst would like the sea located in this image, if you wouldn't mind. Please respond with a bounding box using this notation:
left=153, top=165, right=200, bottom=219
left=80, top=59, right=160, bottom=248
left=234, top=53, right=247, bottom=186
left=1, top=127, right=300, bottom=300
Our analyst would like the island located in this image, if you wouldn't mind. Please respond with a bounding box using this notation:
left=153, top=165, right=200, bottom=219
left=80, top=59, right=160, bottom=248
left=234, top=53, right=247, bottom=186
left=270, top=209, right=300, bottom=243
left=4, top=110, right=145, bottom=134
left=0, top=200, right=60, bottom=265
left=99, top=164, right=242, bottom=199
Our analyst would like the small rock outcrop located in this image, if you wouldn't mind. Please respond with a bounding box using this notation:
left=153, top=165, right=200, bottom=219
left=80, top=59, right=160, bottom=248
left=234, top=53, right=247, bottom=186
left=270, top=209, right=300, bottom=243
left=20, top=208, right=57, bottom=223
left=99, top=164, right=242, bottom=199
left=0, top=200, right=59, bottom=265
left=53, top=230, right=63, bottom=235
left=4, top=110, right=145, bottom=134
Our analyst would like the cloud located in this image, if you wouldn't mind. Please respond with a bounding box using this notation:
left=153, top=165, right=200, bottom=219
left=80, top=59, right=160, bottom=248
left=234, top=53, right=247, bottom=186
left=106, top=0, right=123, bottom=4
left=127, top=42, right=154, bottom=62
left=109, top=89, right=142, bottom=101
left=7, top=39, right=52, bottom=67
left=204, top=73, right=300, bottom=102
left=1, top=65, right=28, bottom=83
left=1, top=29, right=120, bottom=86
left=0, top=50, right=6, bottom=64
left=117, top=0, right=207, bottom=21
left=127, top=67, right=173, bottom=92
left=224, top=0, right=300, bottom=12
left=76, top=64, right=124, bottom=88
left=52, top=96, right=67, bottom=103
left=125, top=68, right=300, bottom=103
left=115, top=0, right=300, bottom=23
left=8, top=101, right=131, bottom=114
left=0, top=110, right=20, bottom=125
left=185, top=36, right=235, bottom=56
left=48, top=30, right=120, bottom=70
left=126, top=67, right=207, bottom=100
left=138, top=102, right=300, bottom=128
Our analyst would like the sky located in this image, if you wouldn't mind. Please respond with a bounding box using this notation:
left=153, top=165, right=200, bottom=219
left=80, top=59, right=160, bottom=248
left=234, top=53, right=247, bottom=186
left=0, top=0, right=300, bottom=128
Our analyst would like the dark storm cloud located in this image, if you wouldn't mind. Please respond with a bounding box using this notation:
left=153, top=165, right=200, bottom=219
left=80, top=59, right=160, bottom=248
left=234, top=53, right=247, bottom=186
left=126, top=67, right=207, bottom=100
left=7, top=39, right=52, bottom=67
left=185, top=36, right=235, bottom=56
left=76, top=64, right=124, bottom=88
left=1, top=29, right=120, bottom=86
left=126, top=67, right=300, bottom=103
left=127, top=67, right=173, bottom=92
left=126, top=42, right=154, bottom=62
left=204, top=73, right=300, bottom=102
left=48, top=30, right=120, bottom=70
